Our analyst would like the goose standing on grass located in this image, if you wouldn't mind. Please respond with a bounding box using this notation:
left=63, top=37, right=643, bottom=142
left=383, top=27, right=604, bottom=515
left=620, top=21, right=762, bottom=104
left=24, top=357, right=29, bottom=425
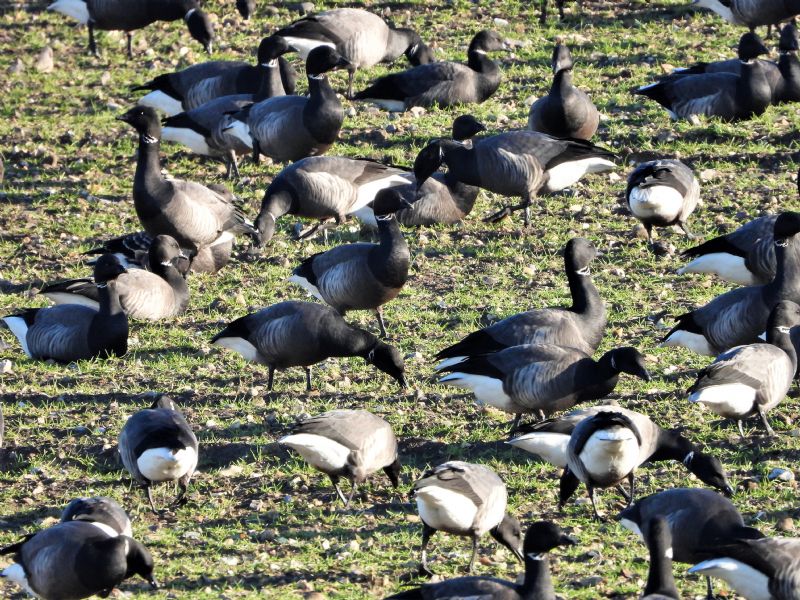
left=412, top=461, right=523, bottom=576
left=528, top=43, right=599, bottom=140
left=2, top=254, right=128, bottom=363
left=0, top=521, right=158, bottom=598
left=60, top=497, right=132, bottom=538
left=687, top=300, right=800, bottom=437
left=353, top=30, right=506, bottom=111
left=211, top=301, right=407, bottom=390
left=225, top=46, right=350, bottom=164
left=118, top=395, right=198, bottom=513
left=692, top=0, right=800, bottom=33
left=289, top=189, right=412, bottom=338
left=279, top=409, right=400, bottom=507
left=274, top=8, right=434, bottom=98
left=385, top=521, right=575, bottom=600
left=640, top=518, right=680, bottom=600
left=40, top=235, right=189, bottom=321
left=775, top=20, right=800, bottom=103
left=47, top=0, right=213, bottom=58
left=625, top=159, right=700, bottom=244
left=662, top=211, right=800, bottom=355
left=436, top=238, right=605, bottom=368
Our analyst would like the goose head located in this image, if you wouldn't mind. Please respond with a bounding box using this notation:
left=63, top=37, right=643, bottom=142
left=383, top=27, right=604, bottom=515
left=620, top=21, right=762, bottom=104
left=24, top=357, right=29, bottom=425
left=490, top=514, right=525, bottom=561
left=552, top=42, right=574, bottom=74
left=469, top=30, right=508, bottom=54
left=306, top=46, right=351, bottom=77
left=452, top=114, right=486, bottom=141
left=150, top=393, right=179, bottom=411
left=737, top=32, right=769, bottom=62
left=117, top=106, right=161, bottom=139
left=149, top=235, right=186, bottom=271
left=404, top=34, right=435, bottom=66
left=235, top=0, right=255, bottom=20
left=93, top=254, right=127, bottom=285
left=523, top=521, right=577, bottom=557
left=773, top=211, right=800, bottom=245
left=683, top=451, right=734, bottom=497
left=122, top=537, right=159, bottom=589
left=370, top=188, right=413, bottom=217
left=604, top=347, right=651, bottom=381
left=365, top=341, right=407, bottom=388
left=564, top=237, right=597, bottom=276
left=413, top=141, right=446, bottom=188
left=185, top=7, right=214, bottom=54
left=257, top=35, right=292, bottom=65
left=780, top=20, right=799, bottom=53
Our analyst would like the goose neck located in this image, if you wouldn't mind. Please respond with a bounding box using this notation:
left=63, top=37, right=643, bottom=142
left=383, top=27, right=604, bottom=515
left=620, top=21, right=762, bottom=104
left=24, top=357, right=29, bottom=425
left=135, top=134, right=164, bottom=190
left=254, top=60, right=285, bottom=101
left=467, top=49, right=499, bottom=74
left=519, top=554, right=555, bottom=600
left=768, top=326, right=798, bottom=371
left=552, top=68, right=573, bottom=94
left=97, top=281, right=125, bottom=316
left=764, top=237, right=800, bottom=299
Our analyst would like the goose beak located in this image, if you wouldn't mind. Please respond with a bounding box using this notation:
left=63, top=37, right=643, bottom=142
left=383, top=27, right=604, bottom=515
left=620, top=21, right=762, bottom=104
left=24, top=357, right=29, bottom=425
left=722, top=483, right=735, bottom=498
left=148, top=576, right=159, bottom=590
left=205, top=42, right=212, bottom=55
left=638, top=368, right=652, bottom=382
left=398, top=374, right=408, bottom=389
left=560, top=534, right=578, bottom=546
left=512, top=546, right=524, bottom=561
left=116, top=113, right=131, bottom=124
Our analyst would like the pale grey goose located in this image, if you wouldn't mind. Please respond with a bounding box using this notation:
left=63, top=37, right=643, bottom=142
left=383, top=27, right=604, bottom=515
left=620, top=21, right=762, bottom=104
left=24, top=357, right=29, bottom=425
left=211, top=300, right=407, bottom=390
left=60, top=496, right=133, bottom=538
left=412, top=461, right=523, bottom=575
left=692, top=0, right=800, bottom=33
left=2, top=254, right=128, bottom=363
left=279, top=409, right=400, bottom=507
left=641, top=518, right=680, bottom=600
left=118, top=395, right=198, bottom=513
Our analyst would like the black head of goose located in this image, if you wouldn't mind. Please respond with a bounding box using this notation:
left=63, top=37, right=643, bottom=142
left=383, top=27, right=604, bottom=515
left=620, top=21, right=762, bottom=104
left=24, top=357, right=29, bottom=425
left=0, top=521, right=158, bottom=598
left=235, top=0, right=255, bottom=19
left=117, top=105, right=256, bottom=252
left=640, top=518, right=680, bottom=600
left=279, top=409, right=400, bottom=507
left=436, top=237, right=605, bottom=369
left=61, top=496, right=133, bottom=538
left=662, top=211, right=800, bottom=356
left=775, top=20, right=800, bottom=103
left=625, top=159, right=701, bottom=244
left=211, top=300, right=407, bottom=390
left=3, top=254, right=128, bottom=363
left=353, top=30, right=506, bottom=111
left=528, top=42, right=599, bottom=140
left=289, top=188, right=412, bottom=337
left=118, top=395, right=198, bottom=514
left=411, top=461, right=523, bottom=576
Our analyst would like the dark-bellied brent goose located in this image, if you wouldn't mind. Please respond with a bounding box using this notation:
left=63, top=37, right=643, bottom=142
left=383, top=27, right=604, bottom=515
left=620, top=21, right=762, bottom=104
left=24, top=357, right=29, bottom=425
left=60, top=496, right=133, bottom=538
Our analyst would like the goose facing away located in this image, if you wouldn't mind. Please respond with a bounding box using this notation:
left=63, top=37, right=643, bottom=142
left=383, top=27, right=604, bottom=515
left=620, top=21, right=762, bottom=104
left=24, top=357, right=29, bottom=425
left=279, top=409, right=400, bottom=507
left=211, top=301, right=407, bottom=390
left=412, top=461, right=523, bottom=575
left=118, top=395, right=199, bottom=513
left=60, top=496, right=133, bottom=538
left=2, top=254, right=128, bottom=363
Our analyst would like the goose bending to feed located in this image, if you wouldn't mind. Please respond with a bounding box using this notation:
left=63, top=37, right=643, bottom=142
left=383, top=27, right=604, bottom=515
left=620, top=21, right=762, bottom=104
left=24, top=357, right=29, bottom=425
left=662, top=211, right=800, bottom=355
left=60, top=497, right=132, bottom=538
left=0, top=521, right=158, bottom=599
left=353, top=30, right=506, bottom=111
left=692, top=0, right=800, bottom=33
left=412, top=461, right=523, bottom=575
left=47, top=0, right=213, bottom=58
left=687, top=300, right=800, bottom=437
left=436, top=238, right=605, bottom=369
left=386, top=521, right=575, bottom=600
left=528, top=42, right=599, bottom=140
left=2, top=254, right=128, bottom=363
left=117, top=105, right=256, bottom=255
left=625, top=159, right=700, bottom=243
left=225, top=46, right=350, bottom=164
left=279, top=409, right=400, bottom=507
left=119, top=395, right=198, bottom=513
left=211, top=300, right=407, bottom=390
left=274, top=8, right=434, bottom=98
left=41, top=235, right=189, bottom=321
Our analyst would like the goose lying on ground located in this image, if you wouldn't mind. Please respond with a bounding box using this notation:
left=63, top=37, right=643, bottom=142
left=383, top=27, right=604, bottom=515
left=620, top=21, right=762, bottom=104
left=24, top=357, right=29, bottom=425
left=692, top=0, right=800, bottom=34
left=60, top=496, right=132, bottom=538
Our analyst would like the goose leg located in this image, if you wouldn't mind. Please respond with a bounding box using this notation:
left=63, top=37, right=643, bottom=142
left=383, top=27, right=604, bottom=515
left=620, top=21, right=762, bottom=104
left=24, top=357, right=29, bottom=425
left=226, top=149, right=240, bottom=180
left=376, top=308, right=388, bottom=338
left=126, top=32, right=133, bottom=59
left=558, top=0, right=566, bottom=19
left=587, top=485, right=605, bottom=521
left=483, top=201, right=530, bottom=224
left=467, top=534, right=479, bottom=573
left=418, top=523, right=436, bottom=576
left=557, top=467, right=581, bottom=511
left=344, top=482, right=357, bottom=507
left=616, top=484, right=631, bottom=504
left=626, top=472, right=635, bottom=507
left=88, top=23, right=98, bottom=56
left=757, top=405, right=775, bottom=436
left=173, top=478, right=189, bottom=507
left=144, top=485, right=159, bottom=514
left=509, top=413, right=522, bottom=433
left=346, top=68, right=356, bottom=99
left=330, top=474, right=348, bottom=506
left=540, top=0, right=547, bottom=23
left=679, top=221, right=696, bottom=239
left=267, top=366, right=275, bottom=391
left=705, top=575, right=715, bottom=599
left=296, top=218, right=337, bottom=240
left=305, top=367, right=312, bottom=392
left=252, top=139, right=260, bottom=164
left=737, top=419, right=746, bottom=438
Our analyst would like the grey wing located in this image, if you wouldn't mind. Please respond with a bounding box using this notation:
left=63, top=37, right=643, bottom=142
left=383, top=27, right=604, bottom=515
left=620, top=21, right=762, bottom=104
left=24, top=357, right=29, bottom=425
left=391, top=62, right=468, bottom=98
left=169, top=180, right=248, bottom=240
left=664, top=160, right=701, bottom=222
left=173, top=61, right=248, bottom=96
left=249, top=98, right=308, bottom=157
left=474, top=143, right=545, bottom=197
left=407, top=68, right=480, bottom=107
left=744, top=236, right=776, bottom=284
left=314, top=254, right=375, bottom=310
left=414, top=461, right=498, bottom=508
left=252, top=313, right=318, bottom=366
left=184, top=74, right=233, bottom=110
left=27, top=305, right=95, bottom=361
left=116, top=270, right=182, bottom=320
left=20, top=524, right=98, bottom=599
left=297, top=410, right=393, bottom=459
left=695, top=287, right=767, bottom=351
left=665, top=74, right=737, bottom=118
left=727, top=215, right=777, bottom=253
left=118, top=425, right=144, bottom=483
left=316, top=10, right=388, bottom=67
left=87, top=0, right=153, bottom=29
left=500, top=346, right=587, bottom=411
left=488, top=310, right=592, bottom=355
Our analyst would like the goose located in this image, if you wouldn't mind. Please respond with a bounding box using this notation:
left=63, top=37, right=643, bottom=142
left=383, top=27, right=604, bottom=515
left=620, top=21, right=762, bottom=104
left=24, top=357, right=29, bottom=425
left=392, top=174, right=481, bottom=227
left=385, top=521, right=575, bottom=600
left=639, top=518, right=680, bottom=600
left=118, top=395, right=198, bottom=513
left=47, top=0, right=213, bottom=58
left=117, top=105, right=257, bottom=255
left=60, top=496, right=133, bottom=538
left=436, top=238, right=605, bottom=369
left=279, top=409, right=400, bottom=507
left=413, top=120, right=616, bottom=225
left=412, top=461, right=524, bottom=575
left=662, top=211, right=800, bottom=355
left=528, top=42, right=599, bottom=140
left=625, top=159, right=701, bottom=243
left=211, top=300, right=407, bottom=390
left=438, top=345, right=650, bottom=431
left=289, top=188, right=412, bottom=337
left=687, top=300, right=800, bottom=436
left=2, top=254, right=128, bottom=362
left=508, top=405, right=734, bottom=496
left=539, top=0, right=576, bottom=23
left=353, top=30, right=506, bottom=111
left=0, top=521, right=157, bottom=599
left=235, top=0, right=254, bottom=19
left=692, top=0, right=800, bottom=33
left=274, top=8, right=434, bottom=98
left=41, top=235, right=189, bottom=321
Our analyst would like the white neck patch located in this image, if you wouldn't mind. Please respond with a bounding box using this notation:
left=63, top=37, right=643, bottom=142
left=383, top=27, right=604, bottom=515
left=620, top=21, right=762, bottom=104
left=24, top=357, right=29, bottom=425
left=308, top=73, right=325, bottom=80
left=261, top=59, right=278, bottom=68
left=184, top=8, right=196, bottom=20
left=682, top=451, right=694, bottom=466
left=142, top=134, right=159, bottom=144
left=96, top=282, right=108, bottom=289
left=473, top=49, right=487, bottom=55
left=576, top=266, right=590, bottom=276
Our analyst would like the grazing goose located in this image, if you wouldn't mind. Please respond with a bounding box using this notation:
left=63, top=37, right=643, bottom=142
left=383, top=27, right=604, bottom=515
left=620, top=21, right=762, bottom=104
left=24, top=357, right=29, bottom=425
left=60, top=496, right=132, bottom=538
left=662, top=211, right=800, bottom=355
left=692, top=0, right=800, bottom=33
left=211, top=300, right=407, bottom=390
left=641, top=518, right=680, bottom=600
left=279, top=409, right=400, bottom=507
left=118, top=395, right=198, bottom=513
left=687, top=300, right=800, bottom=436
left=438, top=345, right=650, bottom=430
left=528, top=43, right=599, bottom=140
left=385, top=521, right=575, bottom=600
left=117, top=105, right=256, bottom=255
left=0, top=521, right=157, bottom=598
left=393, top=174, right=481, bottom=227
left=274, top=8, right=434, bottom=98
left=289, top=188, right=412, bottom=337
left=353, top=30, right=506, bottom=111
left=412, top=461, right=523, bottom=575
left=436, top=238, right=605, bottom=369
left=41, top=235, right=189, bottom=321
left=2, top=255, right=128, bottom=362
left=625, top=159, right=700, bottom=243
left=47, top=0, right=213, bottom=58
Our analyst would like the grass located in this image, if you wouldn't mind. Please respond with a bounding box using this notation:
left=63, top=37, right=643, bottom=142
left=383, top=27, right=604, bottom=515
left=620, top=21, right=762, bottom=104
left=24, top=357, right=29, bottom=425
left=1, top=0, right=800, bottom=597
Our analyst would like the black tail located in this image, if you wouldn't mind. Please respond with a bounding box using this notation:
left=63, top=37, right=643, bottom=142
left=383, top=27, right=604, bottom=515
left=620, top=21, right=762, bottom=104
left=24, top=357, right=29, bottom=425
left=661, top=311, right=700, bottom=343
left=681, top=235, right=743, bottom=259
left=435, top=329, right=506, bottom=361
